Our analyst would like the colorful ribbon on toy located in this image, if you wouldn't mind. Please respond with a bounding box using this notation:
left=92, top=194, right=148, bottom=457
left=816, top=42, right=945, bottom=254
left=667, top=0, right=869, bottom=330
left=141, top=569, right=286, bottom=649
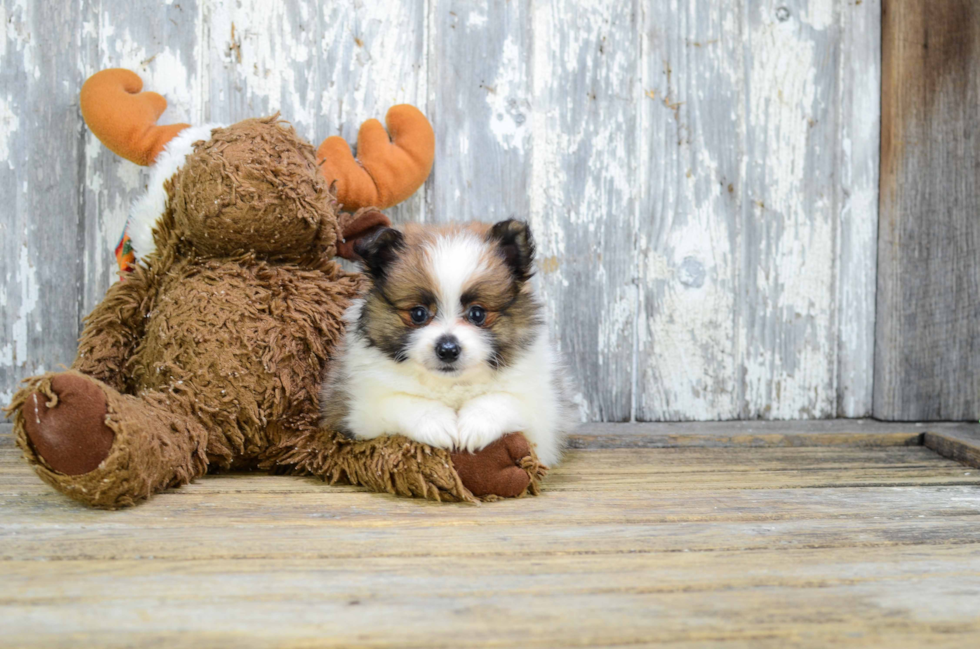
left=114, top=225, right=135, bottom=273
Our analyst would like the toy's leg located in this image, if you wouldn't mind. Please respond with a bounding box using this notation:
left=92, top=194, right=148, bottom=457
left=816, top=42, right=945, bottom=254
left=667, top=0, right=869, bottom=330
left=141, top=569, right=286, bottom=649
left=7, top=371, right=209, bottom=508
left=265, top=426, right=545, bottom=502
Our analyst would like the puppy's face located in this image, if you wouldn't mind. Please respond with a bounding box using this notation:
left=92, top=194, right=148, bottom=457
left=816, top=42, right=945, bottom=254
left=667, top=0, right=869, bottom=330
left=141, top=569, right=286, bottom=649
left=354, top=220, right=540, bottom=377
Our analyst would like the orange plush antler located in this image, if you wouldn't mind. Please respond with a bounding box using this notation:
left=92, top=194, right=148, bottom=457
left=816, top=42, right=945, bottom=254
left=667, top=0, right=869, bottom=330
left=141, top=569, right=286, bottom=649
left=317, top=105, right=435, bottom=211
left=80, top=69, right=190, bottom=166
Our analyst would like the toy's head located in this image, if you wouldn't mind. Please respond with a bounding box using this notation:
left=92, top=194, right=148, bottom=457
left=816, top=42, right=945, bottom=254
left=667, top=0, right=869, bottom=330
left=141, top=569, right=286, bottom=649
left=80, top=69, right=434, bottom=268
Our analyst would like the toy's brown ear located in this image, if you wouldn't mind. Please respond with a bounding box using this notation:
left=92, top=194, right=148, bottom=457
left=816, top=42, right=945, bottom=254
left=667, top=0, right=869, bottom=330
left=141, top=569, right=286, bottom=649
left=336, top=208, right=392, bottom=261
left=80, top=69, right=190, bottom=166
left=317, top=105, right=435, bottom=211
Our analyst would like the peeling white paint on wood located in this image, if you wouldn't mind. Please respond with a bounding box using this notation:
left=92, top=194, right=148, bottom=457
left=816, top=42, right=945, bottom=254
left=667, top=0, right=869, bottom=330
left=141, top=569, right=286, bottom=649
left=530, top=0, right=638, bottom=422
left=316, top=0, right=427, bottom=225
left=836, top=0, right=879, bottom=417
left=738, top=0, right=840, bottom=420
left=0, top=0, right=881, bottom=422
left=0, top=0, right=85, bottom=406
left=637, top=0, right=741, bottom=421
left=637, top=0, right=878, bottom=421
left=78, top=2, right=207, bottom=316
left=206, top=0, right=317, bottom=131
left=429, top=0, right=531, bottom=225
left=0, top=95, right=18, bottom=163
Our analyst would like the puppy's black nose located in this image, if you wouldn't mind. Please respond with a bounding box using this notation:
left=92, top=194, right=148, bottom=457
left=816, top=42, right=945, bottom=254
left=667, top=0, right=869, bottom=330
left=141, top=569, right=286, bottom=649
left=435, top=336, right=461, bottom=362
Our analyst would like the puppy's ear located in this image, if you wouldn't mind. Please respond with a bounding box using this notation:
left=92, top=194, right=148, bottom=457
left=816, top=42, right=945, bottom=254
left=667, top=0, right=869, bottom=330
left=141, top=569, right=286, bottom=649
left=487, top=219, right=535, bottom=282
left=353, top=226, right=405, bottom=279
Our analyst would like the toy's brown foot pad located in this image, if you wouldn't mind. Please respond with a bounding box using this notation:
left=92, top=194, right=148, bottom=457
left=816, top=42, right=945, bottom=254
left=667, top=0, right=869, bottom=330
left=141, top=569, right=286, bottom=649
left=22, top=375, right=114, bottom=475
left=451, top=432, right=533, bottom=498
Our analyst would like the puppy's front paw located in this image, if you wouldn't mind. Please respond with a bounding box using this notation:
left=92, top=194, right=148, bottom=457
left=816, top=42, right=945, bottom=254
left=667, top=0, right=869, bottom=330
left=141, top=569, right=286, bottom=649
left=407, top=406, right=458, bottom=450
left=456, top=402, right=513, bottom=453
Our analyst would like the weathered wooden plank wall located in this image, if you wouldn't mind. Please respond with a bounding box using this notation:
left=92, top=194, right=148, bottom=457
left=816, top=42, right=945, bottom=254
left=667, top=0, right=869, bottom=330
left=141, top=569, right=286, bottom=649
left=1, top=1, right=89, bottom=410
left=1, top=0, right=884, bottom=422
left=876, top=0, right=980, bottom=421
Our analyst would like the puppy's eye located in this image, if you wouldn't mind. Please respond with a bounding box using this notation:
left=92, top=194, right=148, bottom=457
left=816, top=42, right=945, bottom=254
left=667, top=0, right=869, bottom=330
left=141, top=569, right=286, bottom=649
left=409, top=306, right=430, bottom=325
left=466, top=305, right=487, bottom=326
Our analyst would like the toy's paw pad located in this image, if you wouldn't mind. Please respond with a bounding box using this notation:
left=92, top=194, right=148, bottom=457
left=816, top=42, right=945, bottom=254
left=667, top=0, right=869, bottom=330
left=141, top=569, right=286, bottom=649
left=451, top=432, right=532, bottom=498
left=22, top=374, right=114, bottom=475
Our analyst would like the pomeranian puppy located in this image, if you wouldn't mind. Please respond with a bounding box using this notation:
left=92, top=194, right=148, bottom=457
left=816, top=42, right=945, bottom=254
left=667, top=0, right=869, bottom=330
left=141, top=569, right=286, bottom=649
left=320, top=219, right=575, bottom=466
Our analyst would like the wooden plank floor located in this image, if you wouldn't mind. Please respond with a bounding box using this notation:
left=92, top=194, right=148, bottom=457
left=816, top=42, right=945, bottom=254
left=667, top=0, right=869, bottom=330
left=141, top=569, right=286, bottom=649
left=2, top=423, right=980, bottom=647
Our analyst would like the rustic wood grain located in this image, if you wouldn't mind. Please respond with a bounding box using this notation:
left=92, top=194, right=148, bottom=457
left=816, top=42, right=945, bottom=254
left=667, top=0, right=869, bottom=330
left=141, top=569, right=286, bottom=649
left=1, top=552, right=978, bottom=648
left=78, top=1, right=206, bottom=318
left=566, top=419, right=980, bottom=450
left=6, top=420, right=980, bottom=450
left=315, top=0, right=428, bottom=226
left=738, top=0, right=840, bottom=419
left=3, top=548, right=979, bottom=648
left=204, top=1, right=315, bottom=131
left=836, top=0, right=881, bottom=417
left=0, top=1, right=936, bottom=423
left=531, top=0, right=639, bottom=421
left=0, top=1, right=87, bottom=408
left=205, top=0, right=430, bottom=220
left=924, top=424, right=980, bottom=469
left=427, top=1, right=530, bottom=226
left=636, top=0, right=741, bottom=421
left=2, top=441, right=980, bottom=646
left=876, top=0, right=980, bottom=420
left=636, top=0, right=881, bottom=421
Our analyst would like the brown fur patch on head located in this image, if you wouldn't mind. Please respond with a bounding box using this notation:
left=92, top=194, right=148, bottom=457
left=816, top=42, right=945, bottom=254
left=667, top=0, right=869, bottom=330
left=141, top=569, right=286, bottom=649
left=463, top=249, right=541, bottom=369
left=168, top=115, right=340, bottom=260
left=356, top=227, right=437, bottom=361
left=471, top=219, right=540, bottom=367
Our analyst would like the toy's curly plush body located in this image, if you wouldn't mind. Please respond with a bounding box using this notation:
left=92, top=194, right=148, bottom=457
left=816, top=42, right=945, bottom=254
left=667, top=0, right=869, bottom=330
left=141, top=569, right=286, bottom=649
left=6, top=70, right=544, bottom=508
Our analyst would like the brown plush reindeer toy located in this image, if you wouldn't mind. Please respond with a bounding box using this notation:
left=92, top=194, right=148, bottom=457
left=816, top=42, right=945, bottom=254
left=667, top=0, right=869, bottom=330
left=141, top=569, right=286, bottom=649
left=5, top=69, right=542, bottom=508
